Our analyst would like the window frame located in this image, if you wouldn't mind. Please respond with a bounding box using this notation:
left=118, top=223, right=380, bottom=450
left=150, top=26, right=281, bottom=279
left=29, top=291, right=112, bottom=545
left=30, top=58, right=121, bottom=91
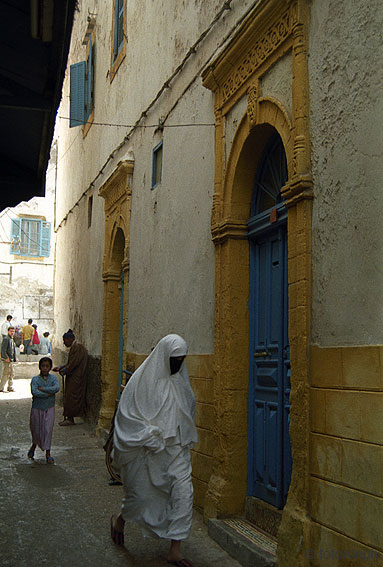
left=69, top=32, right=95, bottom=133
left=10, top=217, right=51, bottom=258
left=83, top=33, right=95, bottom=136
left=110, top=0, right=127, bottom=82
left=87, top=195, right=93, bottom=228
left=151, top=141, right=163, bottom=190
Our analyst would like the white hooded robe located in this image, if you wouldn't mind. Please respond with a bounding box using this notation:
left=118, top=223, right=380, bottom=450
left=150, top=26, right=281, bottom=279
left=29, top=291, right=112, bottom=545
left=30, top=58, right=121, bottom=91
left=114, top=334, right=198, bottom=540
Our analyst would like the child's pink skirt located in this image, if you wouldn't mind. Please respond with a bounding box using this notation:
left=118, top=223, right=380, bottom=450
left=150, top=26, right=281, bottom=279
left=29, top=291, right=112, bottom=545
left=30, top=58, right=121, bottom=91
left=30, top=407, right=55, bottom=451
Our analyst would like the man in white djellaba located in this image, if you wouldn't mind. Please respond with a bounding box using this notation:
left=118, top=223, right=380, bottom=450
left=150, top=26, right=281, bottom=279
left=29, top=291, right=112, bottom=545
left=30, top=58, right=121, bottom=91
left=110, top=334, right=198, bottom=567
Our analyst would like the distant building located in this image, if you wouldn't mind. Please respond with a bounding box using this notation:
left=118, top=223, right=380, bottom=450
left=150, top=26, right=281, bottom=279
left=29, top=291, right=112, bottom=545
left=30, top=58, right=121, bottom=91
left=0, top=147, right=56, bottom=334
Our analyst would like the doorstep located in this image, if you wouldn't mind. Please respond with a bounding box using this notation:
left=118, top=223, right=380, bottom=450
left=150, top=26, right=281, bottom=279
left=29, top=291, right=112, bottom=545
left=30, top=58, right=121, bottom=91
left=208, top=517, right=277, bottom=567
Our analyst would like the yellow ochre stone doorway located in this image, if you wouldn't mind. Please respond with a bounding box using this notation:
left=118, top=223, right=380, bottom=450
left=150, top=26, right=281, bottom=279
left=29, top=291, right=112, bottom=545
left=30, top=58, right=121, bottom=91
left=202, top=2, right=313, bottom=566
left=98, top=160, right=133, bottom=432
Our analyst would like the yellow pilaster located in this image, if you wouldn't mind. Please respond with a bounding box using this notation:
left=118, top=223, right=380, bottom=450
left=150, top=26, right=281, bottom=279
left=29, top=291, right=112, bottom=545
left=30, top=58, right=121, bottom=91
left=98, top=160, right=133, bottom=431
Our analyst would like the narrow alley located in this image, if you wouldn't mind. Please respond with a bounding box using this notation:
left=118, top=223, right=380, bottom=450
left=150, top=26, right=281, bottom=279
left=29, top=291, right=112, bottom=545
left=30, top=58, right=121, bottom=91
left=0, top=371, right=240, bottom=567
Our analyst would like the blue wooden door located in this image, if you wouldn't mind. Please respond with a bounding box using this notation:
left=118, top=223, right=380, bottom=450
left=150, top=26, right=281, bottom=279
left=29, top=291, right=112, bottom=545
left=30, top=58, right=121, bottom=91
left=247, top=133, right=292, bottom=509
left=117, top=269, right=125, bottom=399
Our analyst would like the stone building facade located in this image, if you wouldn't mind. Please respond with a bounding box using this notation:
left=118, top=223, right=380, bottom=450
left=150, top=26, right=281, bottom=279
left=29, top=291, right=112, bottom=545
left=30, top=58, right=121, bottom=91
left=53, top=1, right=382, bottom=564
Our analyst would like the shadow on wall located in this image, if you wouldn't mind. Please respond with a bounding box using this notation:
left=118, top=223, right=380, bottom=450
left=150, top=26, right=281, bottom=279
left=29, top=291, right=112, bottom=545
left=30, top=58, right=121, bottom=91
left=52, top=348, right=101, bottom=425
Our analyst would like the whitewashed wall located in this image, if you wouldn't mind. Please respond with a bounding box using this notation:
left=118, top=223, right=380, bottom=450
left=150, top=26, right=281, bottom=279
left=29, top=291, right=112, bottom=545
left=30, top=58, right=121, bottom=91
left=309, top=0, right=383, bottom=345
left=54, top=0, right=255, bottom=354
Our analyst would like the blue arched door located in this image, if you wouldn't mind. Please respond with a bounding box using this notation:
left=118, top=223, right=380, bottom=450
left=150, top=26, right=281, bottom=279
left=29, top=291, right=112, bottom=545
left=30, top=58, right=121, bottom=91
left=247, top=133, right=292, bottom=509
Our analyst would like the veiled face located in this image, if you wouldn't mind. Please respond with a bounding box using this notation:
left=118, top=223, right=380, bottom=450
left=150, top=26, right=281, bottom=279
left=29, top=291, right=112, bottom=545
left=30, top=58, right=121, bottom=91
left=169, top=356, right=186, bottom=375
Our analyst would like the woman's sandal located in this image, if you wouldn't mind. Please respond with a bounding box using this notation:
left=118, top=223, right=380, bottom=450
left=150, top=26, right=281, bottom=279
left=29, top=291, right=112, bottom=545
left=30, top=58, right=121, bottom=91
left=110, top=515, right=124, bottom=546
left=27, top=449, right=34, bottom=460
left=46, top=456, right=54, bottom=464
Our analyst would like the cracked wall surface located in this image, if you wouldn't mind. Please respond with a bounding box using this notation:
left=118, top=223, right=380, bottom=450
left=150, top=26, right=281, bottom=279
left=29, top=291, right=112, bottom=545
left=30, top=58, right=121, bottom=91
left=310, top=0, right=383, bottom=345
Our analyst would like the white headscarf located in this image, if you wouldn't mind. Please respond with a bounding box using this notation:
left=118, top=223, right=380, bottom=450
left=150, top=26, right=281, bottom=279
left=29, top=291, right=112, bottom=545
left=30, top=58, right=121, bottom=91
left=114, top=334, right=198, bottom=462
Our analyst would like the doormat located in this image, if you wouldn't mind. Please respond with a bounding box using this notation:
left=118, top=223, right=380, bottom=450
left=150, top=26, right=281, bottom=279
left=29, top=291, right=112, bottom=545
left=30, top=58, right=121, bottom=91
left=222, top=518, right=277, bottom=555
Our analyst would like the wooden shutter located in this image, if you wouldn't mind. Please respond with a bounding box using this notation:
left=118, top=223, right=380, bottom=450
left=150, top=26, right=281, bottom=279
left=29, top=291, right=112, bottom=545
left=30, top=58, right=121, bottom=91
left=40, top=221, right=51, bottom=257
left=10, top=218, right=21, bottom=255
left=70, top=61, right=86, bottom=127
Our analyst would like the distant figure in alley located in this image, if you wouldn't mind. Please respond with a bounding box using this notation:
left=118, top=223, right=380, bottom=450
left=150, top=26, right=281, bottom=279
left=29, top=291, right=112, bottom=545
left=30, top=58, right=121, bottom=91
left=0, top=326, right=17, bottom=392
left=21, top=318, right=35, bottom=355
left=53, top=329, right=88, bottom=426
left=39, top=332, right=52, bottom=355
left=110, top=334, right=198, bottom=567
left=1, top=315, right=13, bottom=339
left=31, top=324, right=40, bottom=354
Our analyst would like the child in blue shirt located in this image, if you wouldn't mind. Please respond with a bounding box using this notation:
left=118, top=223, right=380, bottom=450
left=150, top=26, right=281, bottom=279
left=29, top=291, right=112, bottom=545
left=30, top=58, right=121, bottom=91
left=28, top=357, right=60, bottom=464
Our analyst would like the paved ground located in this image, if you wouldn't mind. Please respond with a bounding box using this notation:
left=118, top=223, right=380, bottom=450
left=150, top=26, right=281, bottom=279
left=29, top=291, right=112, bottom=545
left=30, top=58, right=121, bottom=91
left=0, top=373, right=241, bottom=567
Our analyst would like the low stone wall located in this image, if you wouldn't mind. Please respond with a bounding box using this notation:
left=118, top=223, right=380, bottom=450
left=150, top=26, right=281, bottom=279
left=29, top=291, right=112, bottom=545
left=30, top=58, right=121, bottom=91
left=13, top=361, right=40, bottom=380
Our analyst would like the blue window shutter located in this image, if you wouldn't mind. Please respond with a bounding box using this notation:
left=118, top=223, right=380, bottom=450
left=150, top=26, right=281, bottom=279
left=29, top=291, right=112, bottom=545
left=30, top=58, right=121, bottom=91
left=113, top=0, right=124, bottom=59
left=40, top=221, right=51, bottom=257
left=86, top=39, right=93, bottom=121
left=70, top=61, right=86, bottom=127
left=10, top=219, right=21, bottom=255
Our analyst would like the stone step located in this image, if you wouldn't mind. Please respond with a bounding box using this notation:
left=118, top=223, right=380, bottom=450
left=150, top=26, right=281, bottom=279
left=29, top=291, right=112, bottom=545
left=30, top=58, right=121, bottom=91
left=208, top=518, right=277, bottom=567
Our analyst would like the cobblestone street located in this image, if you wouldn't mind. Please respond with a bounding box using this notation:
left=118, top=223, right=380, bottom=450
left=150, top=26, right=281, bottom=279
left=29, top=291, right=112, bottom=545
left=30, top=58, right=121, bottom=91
left=0, top=373, right=240, bottom=567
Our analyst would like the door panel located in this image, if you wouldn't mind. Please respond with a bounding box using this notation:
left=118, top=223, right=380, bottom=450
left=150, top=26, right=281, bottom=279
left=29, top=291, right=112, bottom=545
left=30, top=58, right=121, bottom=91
left=249, top=223, right=291, bottom=508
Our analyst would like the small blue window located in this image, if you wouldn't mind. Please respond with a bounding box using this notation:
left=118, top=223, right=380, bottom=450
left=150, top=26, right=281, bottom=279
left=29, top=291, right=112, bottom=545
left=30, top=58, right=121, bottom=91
left=151, top=141, right=163, bottom=189
left=10, top=218, right=51, bottom=258
left=113, top=0, right=125, bottom=62
left=70, top=38, right=94, bottom=128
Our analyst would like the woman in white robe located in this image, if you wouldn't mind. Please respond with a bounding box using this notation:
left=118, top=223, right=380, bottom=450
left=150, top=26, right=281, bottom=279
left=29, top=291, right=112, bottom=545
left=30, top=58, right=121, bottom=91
left=110, top=334, right=198, bottom=567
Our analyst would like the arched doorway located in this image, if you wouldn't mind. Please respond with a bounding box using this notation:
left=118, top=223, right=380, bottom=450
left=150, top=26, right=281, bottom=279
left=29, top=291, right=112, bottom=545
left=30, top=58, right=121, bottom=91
left=247, top=132, right=292, bottom=509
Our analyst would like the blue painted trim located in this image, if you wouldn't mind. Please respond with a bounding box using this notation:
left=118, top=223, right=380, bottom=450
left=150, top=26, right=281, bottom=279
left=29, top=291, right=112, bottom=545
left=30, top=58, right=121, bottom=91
left=70, top=61, right=86, bottom=127
left=10, top=218, right=50, bottom=257
left=247, top=131, right=291, bottom=509
left=10, top=219, right=21, bottom=255
left=117, top=269, right=125, bottom=400
left=85, top=38, right=93, bottom=122
left=113, top=0, right=124, bottom=61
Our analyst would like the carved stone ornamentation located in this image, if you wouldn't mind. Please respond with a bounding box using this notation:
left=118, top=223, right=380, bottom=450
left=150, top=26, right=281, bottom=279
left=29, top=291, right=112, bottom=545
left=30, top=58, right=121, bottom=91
left=211, top=193, right=222, bottom=227
left=99, top=160, right=134, bottom=212
left=221, top=4, right=297, bottom=106
left=247, top=81, right=259, bottom=127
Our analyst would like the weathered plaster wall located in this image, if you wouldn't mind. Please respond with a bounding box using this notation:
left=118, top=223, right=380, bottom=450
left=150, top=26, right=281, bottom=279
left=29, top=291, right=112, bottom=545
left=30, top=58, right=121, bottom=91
left=310, top=0, right=383, bottom=345
left=55, top=0, right=256, bottom=356
left=53, top=196, right=105, bottom=353
left=261, top=51, right=292, bottom=121
left=225, top=94, right=248, bottom=161
left=126, top=82, right=216, bottom=353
